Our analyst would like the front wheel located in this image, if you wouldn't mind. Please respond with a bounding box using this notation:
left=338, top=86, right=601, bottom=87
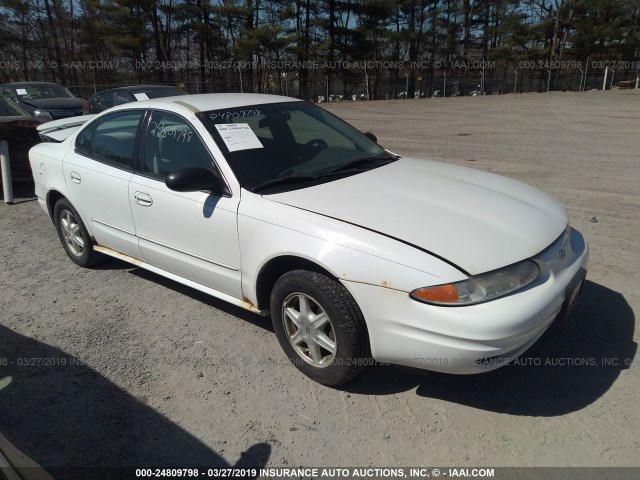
left=270, top=270, right=370, bottom=386
left=53, top=198, right=102, bottom=267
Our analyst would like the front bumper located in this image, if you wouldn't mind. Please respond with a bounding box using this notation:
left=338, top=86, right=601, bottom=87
left=342, top=227, right=589, bottom=374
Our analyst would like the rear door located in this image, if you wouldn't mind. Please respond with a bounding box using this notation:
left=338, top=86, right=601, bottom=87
left=62, top=110, right=144, bottom=258
left=128, top=110, right=242, bottom=297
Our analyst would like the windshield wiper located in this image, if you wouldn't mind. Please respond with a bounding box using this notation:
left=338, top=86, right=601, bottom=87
left=251, top=154, right=398, bottom=193
left=251, top=169, right=364, bottom=193
left=326, top=153, right=397, bottom=174
left=251, top=175, right=321, bottom=193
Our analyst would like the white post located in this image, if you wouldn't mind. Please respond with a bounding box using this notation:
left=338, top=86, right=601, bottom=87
left=578, top=68, right=584, bottom=92
left=636, top=70, right=639, bottom=89
left=514, top=70, right=518, bottom=94
left=239, top=66, right=243, bottom=93
left=602, top=66, right=609, bottom=90
left=609, top=69, right=615, bottom=91
left=0, top=140, right=14, bottom=205
left=547, top=69, right=552, bottom=92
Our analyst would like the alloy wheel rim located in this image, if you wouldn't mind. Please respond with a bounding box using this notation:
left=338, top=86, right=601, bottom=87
left=60, top=210, right=84, bottom=257
left=282, top=292, right=337, bottom=368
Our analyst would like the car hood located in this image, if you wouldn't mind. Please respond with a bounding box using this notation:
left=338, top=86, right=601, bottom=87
left=264, top=157, right=568, bottom=275
left=21, top=98, right=85, bottom=110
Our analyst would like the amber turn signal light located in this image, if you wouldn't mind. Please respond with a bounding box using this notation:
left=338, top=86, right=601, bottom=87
left=411, top=284, right=459, bottom=303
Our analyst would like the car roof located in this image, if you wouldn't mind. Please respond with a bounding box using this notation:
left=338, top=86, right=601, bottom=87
left=107, top=93, right=302, bottom=114
left=3, top=82, right=63, bottom=87
left=115, top=85, right=183, bottom=91
left=93, top=85, right=184, bottom=94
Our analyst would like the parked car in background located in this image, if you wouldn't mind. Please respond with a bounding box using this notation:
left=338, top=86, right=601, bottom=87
left=0, top=82, right=87, bottom=122
left=29, top=93, right=588, bottom=386
left=87, top=85, right=187, bottom=114
left=0, top=97, right=42, bottom=182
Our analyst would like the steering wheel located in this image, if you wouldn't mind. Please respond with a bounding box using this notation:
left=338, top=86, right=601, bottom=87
left=297, top=138, right=328, bottom=161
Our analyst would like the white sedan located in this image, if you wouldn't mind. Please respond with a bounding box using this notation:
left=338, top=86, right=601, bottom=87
left=29, top=94, right=588, bottom=385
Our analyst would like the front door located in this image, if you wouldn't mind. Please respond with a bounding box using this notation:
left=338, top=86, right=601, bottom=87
left=129, top=110, right=242, bottom=298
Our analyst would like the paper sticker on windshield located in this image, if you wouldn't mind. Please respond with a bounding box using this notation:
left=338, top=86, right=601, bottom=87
left=16, top=88, right=28, bottom=95
left=133, top=92, right=149, bottom=101
left=214, top=123, right=263, bottom=152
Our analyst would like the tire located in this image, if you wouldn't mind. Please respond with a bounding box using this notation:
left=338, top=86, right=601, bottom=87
left=270, top=269, right=370, bottom=386
left=53, top=198, right=102, bottom=267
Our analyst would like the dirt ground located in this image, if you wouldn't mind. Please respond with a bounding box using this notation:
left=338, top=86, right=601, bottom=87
left=0, top=90, right=638, bottom=474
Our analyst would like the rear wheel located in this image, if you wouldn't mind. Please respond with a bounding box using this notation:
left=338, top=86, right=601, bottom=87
left=53, top=198, right=102, bottom=267
left=270, top=270, right=370, bottom=386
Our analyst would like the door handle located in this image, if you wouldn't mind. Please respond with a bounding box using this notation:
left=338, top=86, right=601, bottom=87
left=134, top=191, right=153, bottom=207
left=70, top=171, right=81, bottom=184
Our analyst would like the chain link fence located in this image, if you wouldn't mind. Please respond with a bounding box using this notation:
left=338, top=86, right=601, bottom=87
left=30, top=63, right=640, bottom=101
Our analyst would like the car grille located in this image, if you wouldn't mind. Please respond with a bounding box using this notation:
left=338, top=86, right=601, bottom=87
left=49, top=109, right=84, bottom=119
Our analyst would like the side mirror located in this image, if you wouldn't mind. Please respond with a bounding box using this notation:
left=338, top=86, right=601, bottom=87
left=165, top=167, right=230, bottom=196
left=364, top=132, right=378, bottom=143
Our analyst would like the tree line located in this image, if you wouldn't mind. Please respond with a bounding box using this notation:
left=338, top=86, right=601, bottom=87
left=1, top=0, right=639, bottom=99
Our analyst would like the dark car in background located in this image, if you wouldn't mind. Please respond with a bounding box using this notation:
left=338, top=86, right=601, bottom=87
left=87, top=85, right=187, bottom=114
left=0, top=82, right=87, bottom=122
left=0, top=97, right=42, bottom=183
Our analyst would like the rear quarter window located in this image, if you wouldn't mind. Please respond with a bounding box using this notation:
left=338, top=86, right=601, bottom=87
left=75, top=123, right=95, bottom=154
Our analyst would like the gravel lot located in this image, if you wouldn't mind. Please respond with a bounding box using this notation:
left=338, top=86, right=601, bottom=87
left=1, top=90, right=638, bottom=475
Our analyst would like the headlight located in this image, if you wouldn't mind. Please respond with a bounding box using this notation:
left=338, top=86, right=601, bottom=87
left=33, top=110, right=53, bottom=120
left=410, top=260, right=540, bottom=306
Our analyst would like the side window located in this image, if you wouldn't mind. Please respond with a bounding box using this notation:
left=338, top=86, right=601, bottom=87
left=95, top=92, right=114, bottom=108
left=143, top=111, right=213, bottom=177
left=115, top=92, right=132, bottom=106
left=75, top=111, right=143, bottom=167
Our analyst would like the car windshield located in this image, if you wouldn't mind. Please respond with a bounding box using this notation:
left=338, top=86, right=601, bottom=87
left=200, top=101, right=394, bottom=192
left=14, top=84, right=75, bottom=100
left=0, top=98, right=27, bottom=116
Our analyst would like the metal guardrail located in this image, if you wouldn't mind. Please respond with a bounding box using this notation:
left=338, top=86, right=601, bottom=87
left=0, top=140, right=14, bottom=204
